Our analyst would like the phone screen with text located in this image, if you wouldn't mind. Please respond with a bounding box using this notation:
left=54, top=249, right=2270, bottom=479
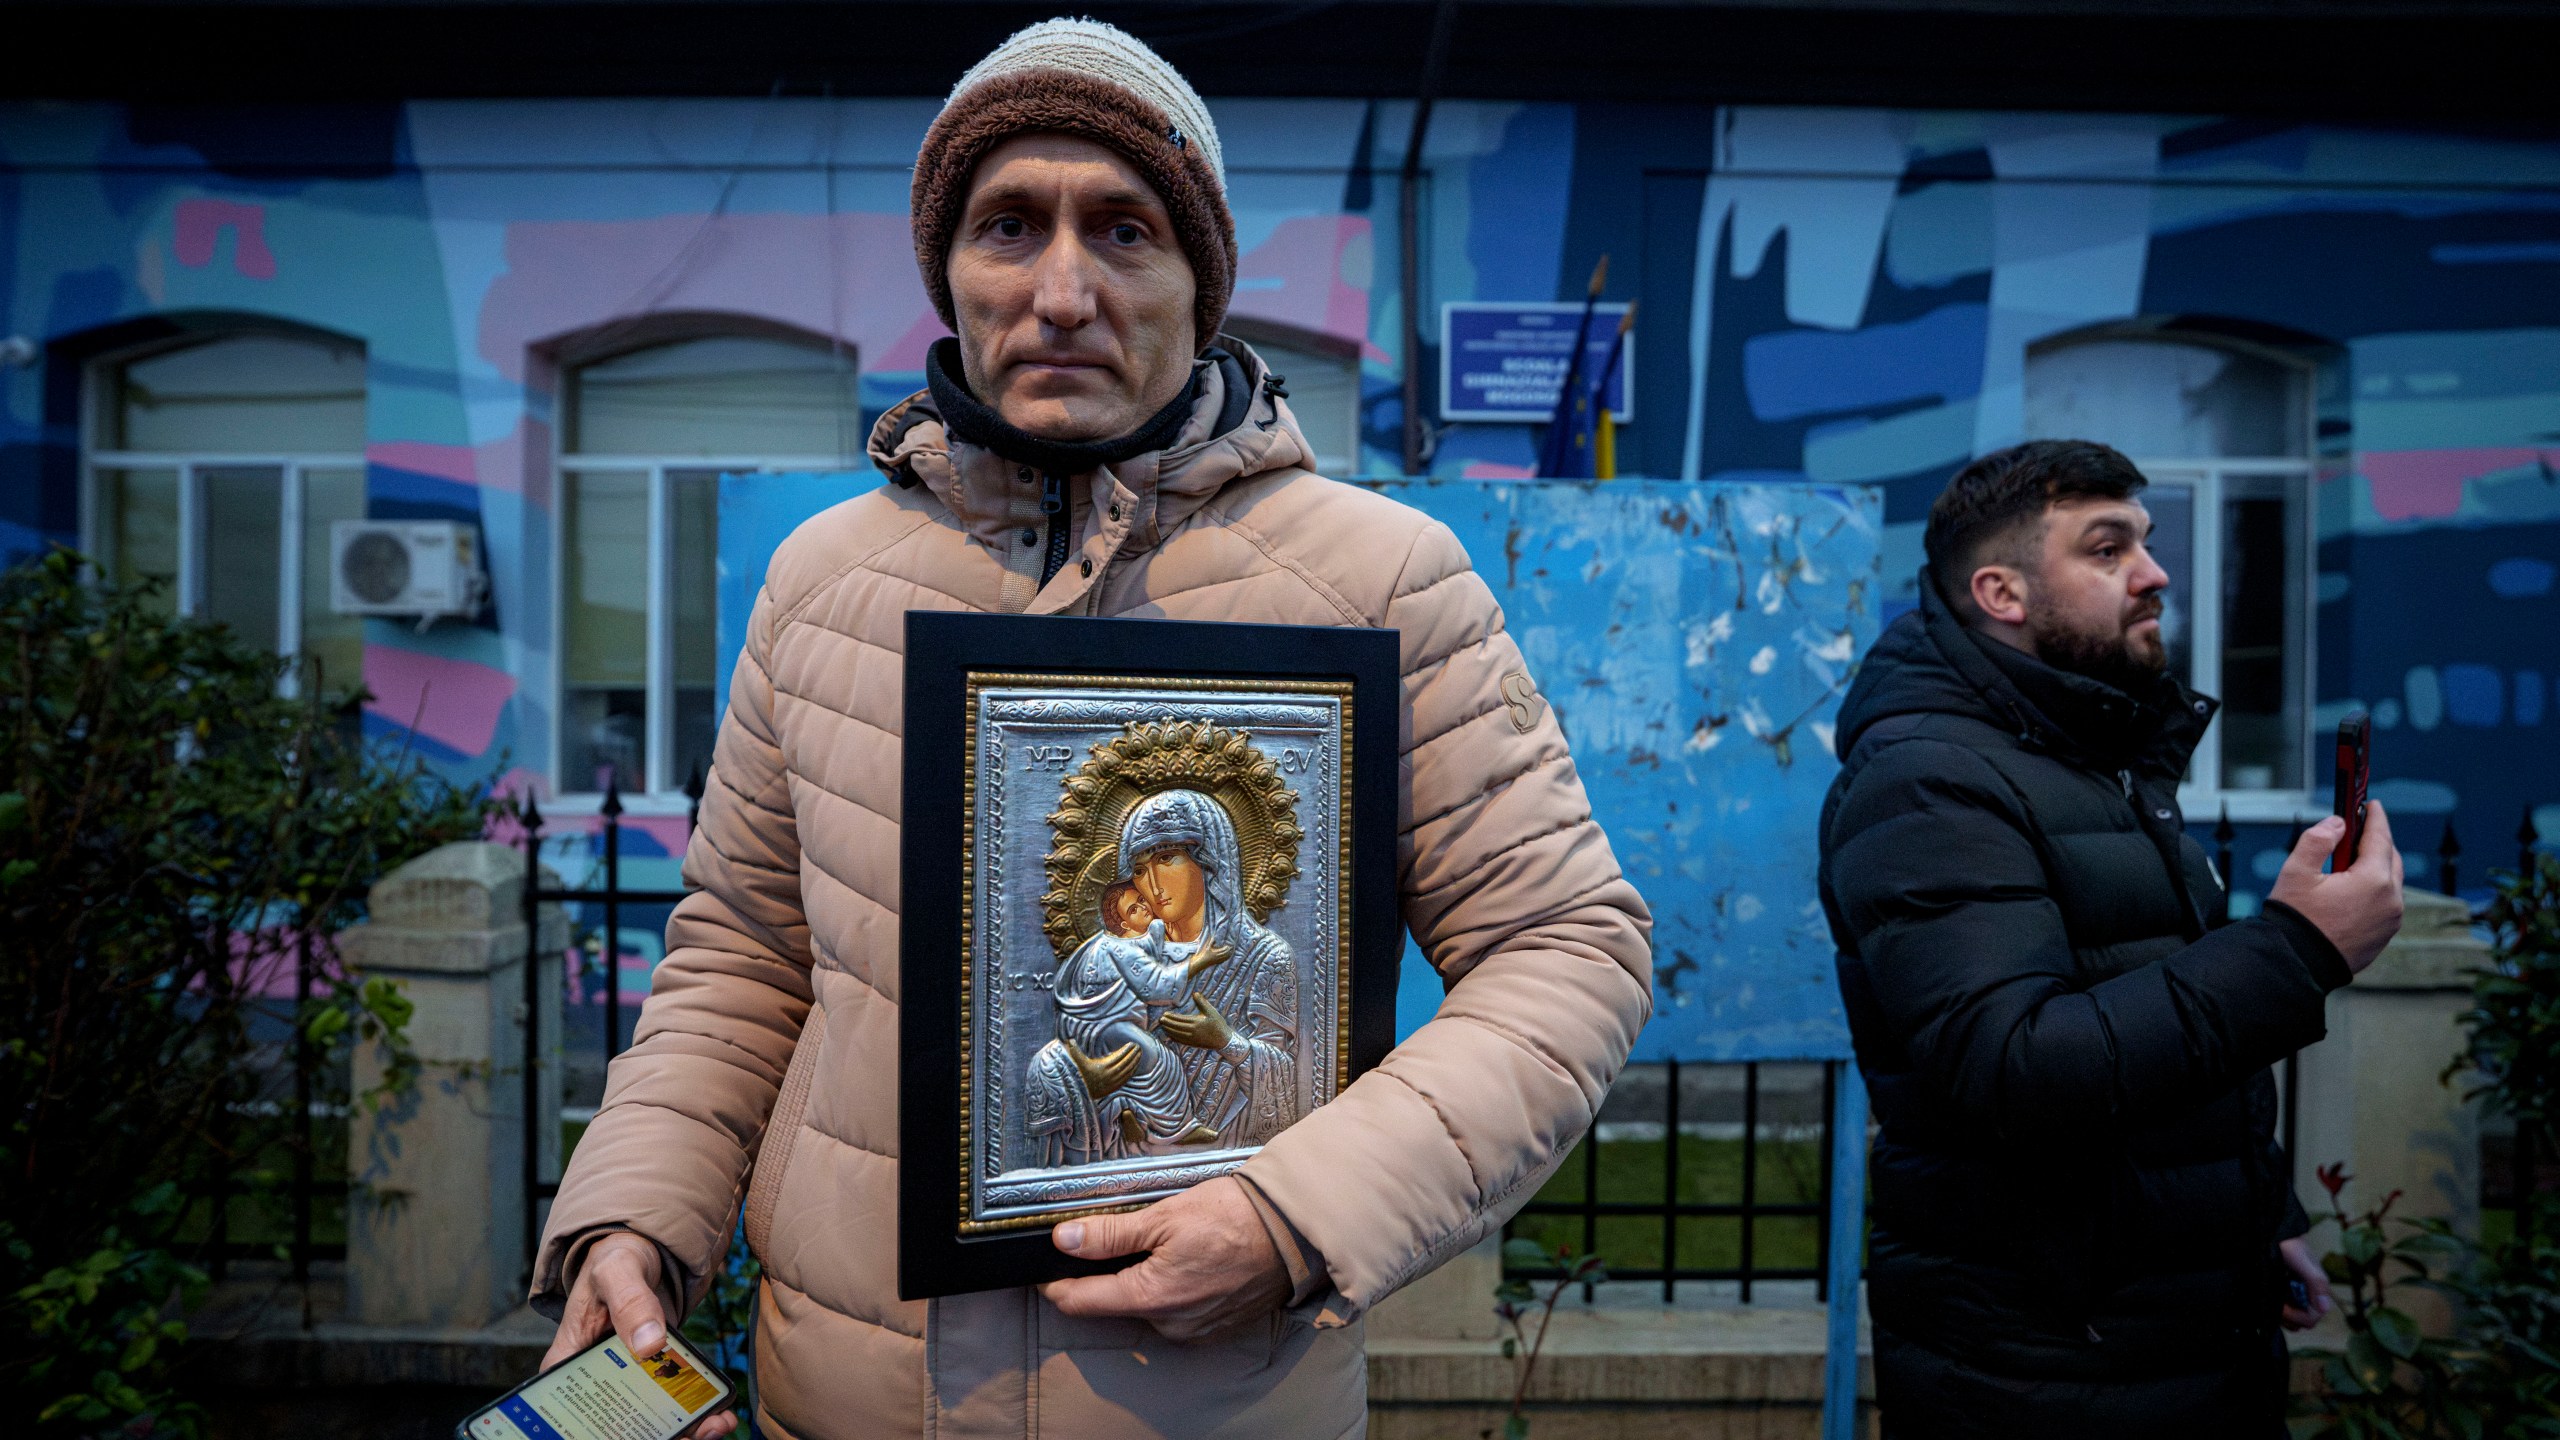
left=462, top=1334, right=728, bottom=1440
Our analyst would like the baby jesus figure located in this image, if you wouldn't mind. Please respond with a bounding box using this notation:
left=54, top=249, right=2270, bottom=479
left=1104, top=880, right=1158, bottom=941
left=1048, top=882, right=1228, bottom=1148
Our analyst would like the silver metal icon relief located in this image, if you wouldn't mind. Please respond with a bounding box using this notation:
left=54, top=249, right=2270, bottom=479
left=962, top=677, right=1351, bottom=1234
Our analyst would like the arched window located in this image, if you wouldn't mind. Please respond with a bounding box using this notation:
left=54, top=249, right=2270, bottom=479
left=84, top=325, right=368, bottom=692
left=1223, top=321, right=1363, bottom=477
left=2025, top=329, right=2317, bottom=805
left=554, top=327, right=858, bottom=797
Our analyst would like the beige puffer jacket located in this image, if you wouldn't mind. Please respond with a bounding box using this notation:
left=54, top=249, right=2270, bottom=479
left=532, top=342, right=1653, bottom=1440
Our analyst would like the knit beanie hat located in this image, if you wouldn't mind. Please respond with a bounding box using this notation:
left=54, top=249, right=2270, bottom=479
left=911, top=19, right=1236, bottom=353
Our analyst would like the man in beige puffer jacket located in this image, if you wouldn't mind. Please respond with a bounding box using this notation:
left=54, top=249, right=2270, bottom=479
left=531, top=20, right=1653, bottom=1440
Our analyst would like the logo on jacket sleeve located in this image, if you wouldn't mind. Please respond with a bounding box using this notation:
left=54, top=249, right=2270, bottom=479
left=1501, top=672, right=1546, bottom=733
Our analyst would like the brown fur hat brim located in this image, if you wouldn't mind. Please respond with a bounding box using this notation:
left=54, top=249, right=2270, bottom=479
left=911, top=67, right=1237, bottom=354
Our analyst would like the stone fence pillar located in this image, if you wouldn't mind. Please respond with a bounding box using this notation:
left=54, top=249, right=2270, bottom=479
left=2291, top=887, right=2488, bottom=1328
left=338, top=841, right=564, bottom=1329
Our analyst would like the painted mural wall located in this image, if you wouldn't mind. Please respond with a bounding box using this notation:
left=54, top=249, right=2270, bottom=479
left=1, top=96, right=2554, bottom=979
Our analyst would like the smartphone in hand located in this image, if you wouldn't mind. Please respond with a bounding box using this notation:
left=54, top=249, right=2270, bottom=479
left=2333, top=712, right=2371, bottom=870
left=457, top=1329, right=733, bottom=1440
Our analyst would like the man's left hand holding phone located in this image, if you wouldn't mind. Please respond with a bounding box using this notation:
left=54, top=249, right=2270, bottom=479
left=459, top=1233, right=739, bottom=1440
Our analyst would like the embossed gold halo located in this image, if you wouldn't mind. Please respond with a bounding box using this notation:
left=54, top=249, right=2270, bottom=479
left=1039, top=719, right=1303, bottom=960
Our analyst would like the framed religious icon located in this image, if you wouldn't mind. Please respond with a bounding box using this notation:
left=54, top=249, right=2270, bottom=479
left=898, top=612, right=1401, bottom=1299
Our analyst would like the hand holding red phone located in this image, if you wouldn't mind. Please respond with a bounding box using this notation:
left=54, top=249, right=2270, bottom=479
left=2269, top=800, right=2404, bottom=976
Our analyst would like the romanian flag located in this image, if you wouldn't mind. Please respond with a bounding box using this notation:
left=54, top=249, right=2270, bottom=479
left=1590, top=304, right=1635, bottom=480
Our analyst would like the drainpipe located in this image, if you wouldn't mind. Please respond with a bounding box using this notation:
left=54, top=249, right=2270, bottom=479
left=1399, top=0, right=1458, bottom=478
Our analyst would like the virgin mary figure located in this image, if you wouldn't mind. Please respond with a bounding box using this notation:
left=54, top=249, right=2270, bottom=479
left=1023, top=788, right=1300, bottom=1167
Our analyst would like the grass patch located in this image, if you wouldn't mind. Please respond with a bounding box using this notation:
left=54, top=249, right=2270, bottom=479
left=1506, top=1133, right=1826, bottom=1276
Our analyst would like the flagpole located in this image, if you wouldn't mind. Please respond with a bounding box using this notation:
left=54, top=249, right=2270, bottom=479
left=1536, top=255, right=1608, bottom=478
left=1590, top=302, right=1637, bottom=480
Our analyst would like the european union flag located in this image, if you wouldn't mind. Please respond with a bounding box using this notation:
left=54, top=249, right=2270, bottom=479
left=1535, top=260, right=1634, bottom=480
left=1534, top=257, right=1605, bottom=480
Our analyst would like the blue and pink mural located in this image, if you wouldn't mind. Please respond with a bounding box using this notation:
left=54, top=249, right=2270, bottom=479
left=1, top=95, right=2555, bottom=958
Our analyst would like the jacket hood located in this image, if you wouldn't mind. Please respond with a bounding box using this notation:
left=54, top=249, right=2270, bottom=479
left=1834, top=567, right=2216, bottom=779
left=865, top=335, right=1316, bottom=554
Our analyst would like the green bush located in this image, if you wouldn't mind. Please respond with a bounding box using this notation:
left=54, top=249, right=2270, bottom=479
left=2290, top=1169, right=2559, bottom=1438
left=0, top=550, right=492, bottom=1435
left=2294, top=854, right=2560, bottom=1438
left=2456, top=854, right=2560, bottom=1214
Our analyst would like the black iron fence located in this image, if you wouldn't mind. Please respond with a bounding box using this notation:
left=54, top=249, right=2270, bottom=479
left=2209, top=801, right=2542, bottom=906
left=497, top=785, right=2549, bottom=1286
left=198, top=926, right=346, bottom=1284
left=517, top=770, right=701, bottom=1259
left=1504, top=1059, right=1844, bottom=1303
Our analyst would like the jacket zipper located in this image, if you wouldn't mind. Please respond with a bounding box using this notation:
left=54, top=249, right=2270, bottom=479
left=1039, top=472, right=1070, bottom=585
left=2123, top=766, right=2210, bottom=938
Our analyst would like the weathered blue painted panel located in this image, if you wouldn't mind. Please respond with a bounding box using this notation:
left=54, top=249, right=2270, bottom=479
left=716, top=475, right=1880, bottom=1063
left=714, top=471, right=883, bottom=716
left=1373, top=479, right=1880, bottom=1061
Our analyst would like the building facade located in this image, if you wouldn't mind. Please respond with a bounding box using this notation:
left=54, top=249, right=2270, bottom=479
left=2, top=95, right=2555, bottom=921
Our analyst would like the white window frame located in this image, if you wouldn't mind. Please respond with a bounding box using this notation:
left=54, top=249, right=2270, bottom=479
left=82, top=455, right=367, bottom=697
left=2127, top=456, right=2319, bottom=823
left=82, top=337, right=365, bottom=700
left=548, top=452, right=848, bottom=811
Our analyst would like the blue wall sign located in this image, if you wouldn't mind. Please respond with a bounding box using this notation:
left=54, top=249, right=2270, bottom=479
left=1440, top=303, right=1635, bottom=423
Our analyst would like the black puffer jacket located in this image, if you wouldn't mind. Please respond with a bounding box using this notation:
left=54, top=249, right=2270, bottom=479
left=1819, top=574, right=2352, bottom=1438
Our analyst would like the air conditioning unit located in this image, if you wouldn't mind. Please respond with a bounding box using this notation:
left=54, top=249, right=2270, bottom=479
left=330, top=520, right=487, bottom=621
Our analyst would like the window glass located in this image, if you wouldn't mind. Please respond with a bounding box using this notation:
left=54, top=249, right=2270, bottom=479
left=300, top=468, right=368, bottom=694
left=562, top=471, right=649, bottom=792
left=104, top=468, right=180, bottom=618
left=113, top=334, right=365, bottom=454
left=2140, top=481, right=2197, bottom=691
left=670, top=470, right=722, bottom=789
left=2024, top=339, right=2306, bottom=459
left=569, top=336, right=857, bottom=458
left=2221, top=484, right=2304, bottom=790
left=200, top=466, right=284, bottom=653
left=1238, top=337, right=1360, bottom=475
left=557, top=328, right=850, bottom=792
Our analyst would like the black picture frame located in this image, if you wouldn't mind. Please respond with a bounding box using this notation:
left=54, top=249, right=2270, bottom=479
left=899, top=611, right=1403, bottom=1301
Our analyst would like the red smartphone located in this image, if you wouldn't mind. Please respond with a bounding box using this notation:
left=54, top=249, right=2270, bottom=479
left=2332, top=711, right=2371, bottom=870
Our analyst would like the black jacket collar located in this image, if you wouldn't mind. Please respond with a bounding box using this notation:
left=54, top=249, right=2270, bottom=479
left=922, top=336, right=1205, bottom=478
left=1836, top=568, right=2215, bottom=780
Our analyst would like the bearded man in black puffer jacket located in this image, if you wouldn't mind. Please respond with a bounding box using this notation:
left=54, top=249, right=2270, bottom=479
left=1819, top=440, right=2408, bottom=1437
